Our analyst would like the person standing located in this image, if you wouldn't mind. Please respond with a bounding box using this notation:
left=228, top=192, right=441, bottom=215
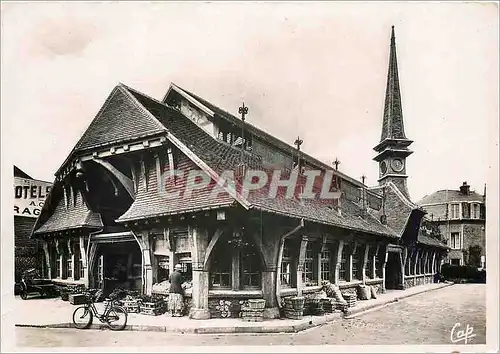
left=168, top=264, right=184, bottom=317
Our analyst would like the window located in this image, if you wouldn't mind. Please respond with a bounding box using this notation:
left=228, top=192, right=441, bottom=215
left=450, top=259, right=460, bottom=266
left=320, top=248, right=331, bottom=282
left=156, top=255, right=170, bottom=283
left=280, top=241, right=292, bottom=287
left=79, top=259, right=84, bottom=280
left=210, top=251, right=232, bottom=289
left=351, top=247, right=361, bottom=280
left=450, top=232, right=461, bottom=250
left=471, top=204, right=480, bottom=219
left=420, top=254, right=425, bottom=274
left=241, top=247, right=261, bottom=288
left=56, top=255, right=62, bottom=278
left=302, top=243, right=316, bottom=286
left=339, top=246, right=348, bottom=281
left=450, top=204, right=460, bottom=219
left=210, top=241, right=262, bottom=290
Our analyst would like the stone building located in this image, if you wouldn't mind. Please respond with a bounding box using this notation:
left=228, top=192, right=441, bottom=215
left=31, top=27, right=447, bottom=319
left=418, top=182, right=486, bottom=267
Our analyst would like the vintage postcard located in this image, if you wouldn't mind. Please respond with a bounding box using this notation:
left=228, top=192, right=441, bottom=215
left=1, top=1, right=498, bottom=353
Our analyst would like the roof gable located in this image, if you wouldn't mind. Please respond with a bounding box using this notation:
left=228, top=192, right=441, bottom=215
left=74, top=85, right=166, bottom=152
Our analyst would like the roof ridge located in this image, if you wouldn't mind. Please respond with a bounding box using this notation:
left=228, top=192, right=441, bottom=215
left=167, top=84, right=370, bottom=190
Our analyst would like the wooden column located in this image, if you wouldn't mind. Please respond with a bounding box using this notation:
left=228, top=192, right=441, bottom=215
left=413, top=249, right=420, bottom=275
left=334, top=240, right=344, bottom=284
left=79, top=235, right=89, bottom=287
left=190, top=226, right=210, bottom=320
left=431, top=251, right=436, bottom=274
left=381, top=244, right=388, bottom=292
left=141, top=232, right=154, bottom=295
left=362, top=244, right=370, bottom=284
left=296, top=236, right=308, bottom=297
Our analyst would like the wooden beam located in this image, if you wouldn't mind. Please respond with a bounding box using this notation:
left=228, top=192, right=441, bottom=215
left=203, top=228, right=224, bottom=270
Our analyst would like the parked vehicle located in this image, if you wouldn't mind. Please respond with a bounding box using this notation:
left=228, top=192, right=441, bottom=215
left=19, top=268, right=58, bottom=300
left=72, top=288, right=128, bottom=331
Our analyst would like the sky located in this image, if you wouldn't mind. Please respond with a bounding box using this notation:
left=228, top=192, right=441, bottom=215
left=1, top=1, right=498, bottom=202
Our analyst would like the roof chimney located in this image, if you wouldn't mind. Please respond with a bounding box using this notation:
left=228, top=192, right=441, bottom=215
left=459, top=181, right=470, bottom=195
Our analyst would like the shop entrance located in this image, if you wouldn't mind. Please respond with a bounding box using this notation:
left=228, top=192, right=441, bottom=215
left=93, top=241, right=142, bottom=296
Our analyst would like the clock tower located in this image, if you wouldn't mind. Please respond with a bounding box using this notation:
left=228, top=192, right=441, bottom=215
left=373, top=26, right=413, bottom=198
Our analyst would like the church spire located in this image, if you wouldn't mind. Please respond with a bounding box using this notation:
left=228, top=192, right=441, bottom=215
left=373, top=26, right=414, bottom=199
left=378, top=26, right=409, bottom=144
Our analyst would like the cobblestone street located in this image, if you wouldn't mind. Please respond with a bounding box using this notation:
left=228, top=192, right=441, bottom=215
left=14, top=284, right=486, bottom=348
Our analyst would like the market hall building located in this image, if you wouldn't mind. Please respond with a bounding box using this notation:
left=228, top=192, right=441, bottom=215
left=31, top=27, right=447, bottom=319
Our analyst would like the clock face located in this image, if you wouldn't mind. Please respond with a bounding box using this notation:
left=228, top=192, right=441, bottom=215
left=391, top=158, right=404, bottom=172
left=380, top=161, right=388, bottom=175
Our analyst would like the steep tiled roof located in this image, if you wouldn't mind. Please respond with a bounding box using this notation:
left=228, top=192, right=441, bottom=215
left=74, top=85, right=166, bottom=152
left=169, top=85, right=371, bottom=191
left=121, top=87, right=398, bottom=238
left=33, top=189, right=103, bottom=235
left=418, top=234, right=448, bottom=249
left=418, top=190, right=484, bottom=205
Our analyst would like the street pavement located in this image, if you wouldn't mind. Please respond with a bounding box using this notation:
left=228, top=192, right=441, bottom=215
left=12, top=284, right=486, bottom=348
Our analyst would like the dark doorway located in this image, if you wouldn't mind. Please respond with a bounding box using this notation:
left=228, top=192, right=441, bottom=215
left=93, top=242, right=142, bottom=296
left=385, top=251, right=403, bottom=290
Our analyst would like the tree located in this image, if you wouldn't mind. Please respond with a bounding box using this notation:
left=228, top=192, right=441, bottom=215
left=467, top=245, right=482, bottom=267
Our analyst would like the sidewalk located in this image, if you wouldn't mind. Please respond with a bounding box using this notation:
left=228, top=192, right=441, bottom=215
left=14, top=282, right=453, bottom=334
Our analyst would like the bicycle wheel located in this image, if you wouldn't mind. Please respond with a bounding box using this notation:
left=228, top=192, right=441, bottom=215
left=72, top=306, right=93, bottom=329
left=106, top=306, right=127, bottom=331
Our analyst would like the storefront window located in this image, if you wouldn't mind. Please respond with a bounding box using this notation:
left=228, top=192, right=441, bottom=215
left=339, top=246, right=347, bottom=281
left=241, top=247, right=260, bottom=289
left=320, top=248, right=331, bottom=282
left=210, top=246, right=232, bottom=289
left=156, top=256, right=170, bottom=283
left=66, top=257, right=73, bottom=279
left=79, top=259, right=84, bottom=280
left=56, top=255, right=62, bottom=278
left=302, top=243, right=316, bottom=286
left=280, top=241, right=292, bottom=287
left=352, top=247, right=361, bottom=280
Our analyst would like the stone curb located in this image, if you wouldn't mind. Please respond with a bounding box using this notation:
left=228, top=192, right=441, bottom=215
left=15, top=284, right=452, bottom=334
left=15, top=313, right=343, bottom=334
left=344, top=282, right=454, bottom=319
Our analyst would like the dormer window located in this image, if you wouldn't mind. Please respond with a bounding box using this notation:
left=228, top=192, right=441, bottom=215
left=450, top=203, right=460, bottom=219
left=471, top=203, right=480, bottom=219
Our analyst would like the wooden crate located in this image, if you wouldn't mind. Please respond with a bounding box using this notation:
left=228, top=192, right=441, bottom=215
left=69, top=293, right=87, bottom=305
left=139, top=301, right=166, bottom=316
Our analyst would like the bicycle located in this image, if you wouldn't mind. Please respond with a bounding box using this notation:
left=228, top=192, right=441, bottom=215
left=72, top=289, right=128, bottom=331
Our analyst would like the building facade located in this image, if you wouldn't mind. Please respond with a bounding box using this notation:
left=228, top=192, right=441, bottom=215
left=418, top=182, right=486, bottom=267
left=31, top=27, right=447, bottom=319
left=14, top=166, right=52, bottom=283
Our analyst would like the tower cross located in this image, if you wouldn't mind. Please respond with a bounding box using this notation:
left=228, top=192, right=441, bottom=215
left=294, top=136, right=303, bottom=151
left=333, top=158, right=341, bottom=170
left=361, top=174, right=366, bottom=184
left=238, top=102, right=249, bottom=162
